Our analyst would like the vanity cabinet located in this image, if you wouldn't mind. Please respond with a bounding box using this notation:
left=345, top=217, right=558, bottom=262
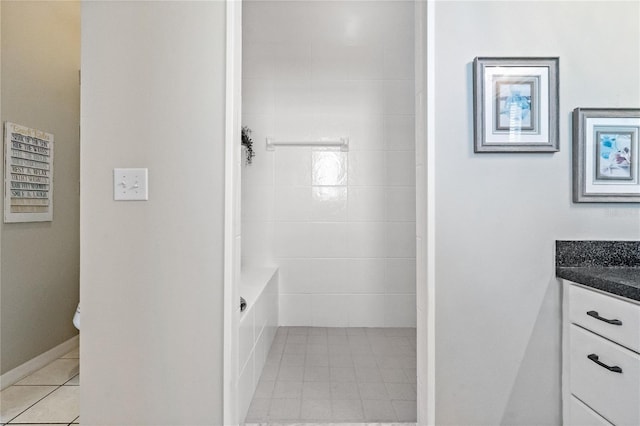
left=562, top=281, right=640, bottom=426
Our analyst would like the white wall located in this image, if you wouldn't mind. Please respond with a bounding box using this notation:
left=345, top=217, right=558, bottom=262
left=1, top=0, right=80, bottom=376
left=432, top=1, right=640, bottom=425
left=80, top=2, right=226, bottom=424
left=242, top=0, right=416, bottom=327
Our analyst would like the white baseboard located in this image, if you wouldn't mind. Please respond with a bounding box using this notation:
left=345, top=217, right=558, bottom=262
left=1, top=334, right=79, bottom=390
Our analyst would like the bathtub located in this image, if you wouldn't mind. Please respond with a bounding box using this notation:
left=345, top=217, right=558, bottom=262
left=238, top=267, right=279, bottom=422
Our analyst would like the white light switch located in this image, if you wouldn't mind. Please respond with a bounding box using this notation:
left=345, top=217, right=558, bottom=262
left=113, top=168, right=148, bottom=201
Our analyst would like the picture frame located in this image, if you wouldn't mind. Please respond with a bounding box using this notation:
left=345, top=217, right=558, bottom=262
left=473, top=57, right=559, bottom=153
left=4, top=122, right=54, bottom=222
left=573, top=108, right=640, bottom=203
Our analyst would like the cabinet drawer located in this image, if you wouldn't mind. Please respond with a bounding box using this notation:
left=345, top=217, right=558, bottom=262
left=569, top=284, right=640, bottom=353
left=570, top=325, right=640, bottom=426
left=569, top=396, right=613, bottom=426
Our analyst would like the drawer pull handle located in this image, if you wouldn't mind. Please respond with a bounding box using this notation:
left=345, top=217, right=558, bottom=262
left=587, top=354, right=623, bottom=373
left=586, top=310, right=622, bottom=326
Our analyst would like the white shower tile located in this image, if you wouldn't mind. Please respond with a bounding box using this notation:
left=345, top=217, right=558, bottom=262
left=348, top=44, right=385, bottom=80
left=348, top=151, right=386, bottom=186
left=356, top=80, right=386, bottom=116
left=309, top=259, right=352, bottom=294
left=239, top=309, right=255, bottom=372
left=242, top=221, right=274, bottom=267
left=243, top=79, right=274, bottom=115
left=239, top=353, right=255, bottom=421
left=243, top=42, right=277, bottom=80
left=280, top=294, right=313, bottom=326
left=386, top=258, right=416, bottom=295
left=274, top=79, right=315, bottom=116
left=386, top=187, right=416, bottom=222
left=309, top=1, right=386, bottom=47
left=312, top=295, right=349, bottom=327
left=244, top=1, right=313, bottom=45
left=273, top=222, right=310, bottom=258
left=348, top=295, right=387, bottom=327
left=311, top=41, right=351, bottom=81
left=384, top=80, right=414, bottom=115
left=307, top=223, right=350, bottom=258
left=386, top=222, right=416, bottom=258
left=348, top=187, right=386, bottom=222
left=242, top=184, right=275, bottom=223
left=385, top=115, right=415, bottom=151
left=274, top=186, right=312, bottom=222
left=312, top=151, right=347, bottom=186
left=383, top=41, right=414, bottom=80
left=274, top=147, right=312, bottom=187
left=277, top=259, right=315, bottom=294
left=384, top=295, right=416, bottom=327
left=312, top=80, right=361, bottom=116
left=386, top=151, right=416, bottom=187
left=347, top=222, right=387, bottom=258
left=273, top=113, right=319, bottom=142
left=348, top=259, right=387, bottom=294
left=272, top=42, right=313, bottom=82
left=311, top=186, right=347, bottom=222
left=243, top=0, right=416, bottom=331
left=312, top=114, right=352, bottom=141
left=348, top=114, right=385, bottom=151
left=242, top=150, right=275, bottom=188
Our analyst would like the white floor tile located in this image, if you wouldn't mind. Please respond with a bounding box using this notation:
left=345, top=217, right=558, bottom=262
left=0, top=385, right=57, bottom=424
left=384, top=383, right=416, bottom=400
left=331, top=398, right=364, bottom=421
left=300, top=398, right=331, bottom=421
left=393, top=400, right=417, bottom=422
left=269, top=398, right=301, bottom=420
left=272, top=381, right=303, bottom=399
left=247, top=326, right=416, bottom=424
left=10, top=386, right=79, bottom=424
left=363, top=398, right=397, bottom=421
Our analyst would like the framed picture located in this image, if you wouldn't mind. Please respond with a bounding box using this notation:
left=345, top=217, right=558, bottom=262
left=4, top=122, right=54, bottom=222
left=473, top=57, right=559, bottom=153
left=573, top=108, right=640, bottom=203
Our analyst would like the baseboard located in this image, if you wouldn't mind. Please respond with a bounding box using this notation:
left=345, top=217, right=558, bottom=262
left=0, top=334, right=79, bottom=390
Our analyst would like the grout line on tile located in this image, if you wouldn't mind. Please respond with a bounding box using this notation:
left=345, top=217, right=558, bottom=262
left=3, top=385, right=62, bottom=425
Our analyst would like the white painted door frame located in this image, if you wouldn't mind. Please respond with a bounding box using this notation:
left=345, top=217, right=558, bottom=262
left=223, top=1, right=436, bottom=425
left=223, top=0, right=242, bottom=424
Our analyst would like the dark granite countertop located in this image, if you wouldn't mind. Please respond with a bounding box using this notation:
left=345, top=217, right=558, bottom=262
left=556, top=266, right=640, bottom=302
left=556, top=241, right=640, bottom=302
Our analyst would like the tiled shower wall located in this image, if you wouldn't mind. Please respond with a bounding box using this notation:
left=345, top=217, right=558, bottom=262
left=241, top=0, right=415, bottom=327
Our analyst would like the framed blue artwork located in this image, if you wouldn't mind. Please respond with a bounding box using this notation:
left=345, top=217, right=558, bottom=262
left=473, top=57, right=559, bottom=153
left=573, top=108, right=640, bottom=202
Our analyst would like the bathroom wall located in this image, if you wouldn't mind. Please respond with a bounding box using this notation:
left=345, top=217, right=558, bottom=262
left=0, top=0, right=80, bottom=376
left=242, top=0, right=416, bottom=327
left=430, top=1, right=640, bottom=425
left=80, top=1, right=226, bottom=423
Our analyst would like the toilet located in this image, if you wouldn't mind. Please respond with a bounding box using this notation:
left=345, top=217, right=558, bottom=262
left=73, top=303, right=80, bottom=330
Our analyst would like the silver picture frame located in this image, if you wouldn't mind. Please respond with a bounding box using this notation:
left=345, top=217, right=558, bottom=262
left=473, top=57, right=559, bottom=153
left=573, top=108, right=640, bottom=203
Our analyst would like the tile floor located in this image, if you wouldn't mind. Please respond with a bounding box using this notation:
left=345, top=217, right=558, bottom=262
left=0, top=347, right=79, bottom=425
left=245, top=326, right=417, bottom=424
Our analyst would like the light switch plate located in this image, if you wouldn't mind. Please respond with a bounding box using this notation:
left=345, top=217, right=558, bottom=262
left=113, top=168, right=148, bottom=201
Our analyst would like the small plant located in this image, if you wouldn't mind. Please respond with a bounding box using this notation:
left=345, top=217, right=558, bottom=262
left=241, top=126, right=255, bottom=165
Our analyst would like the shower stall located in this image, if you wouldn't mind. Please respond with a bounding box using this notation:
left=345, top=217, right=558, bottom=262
left=229, top=0, right=428, bottom=423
